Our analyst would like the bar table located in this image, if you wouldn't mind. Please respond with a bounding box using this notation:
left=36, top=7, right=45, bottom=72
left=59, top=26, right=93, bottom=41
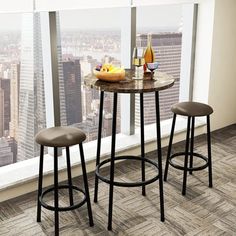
left=85, top=70, right=175, bottom=230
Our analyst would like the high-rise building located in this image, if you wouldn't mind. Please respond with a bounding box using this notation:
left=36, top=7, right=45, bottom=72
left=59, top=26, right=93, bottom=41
left=8, top=137, right=17, bottom=164
left=9, top=63, right=20, bottom=141
left=17, top=13, right=68, bottom=161
left=0, top=77, right=10, bottom=137
left=0, top=137, right=13, bottom=166
left=62, top=59, right=82, bottom=125
left=17, top=13, right=46, bottom=161
left=56, top=13, right=67, bottom=126
left=0, top=78, right=11, bottom=134
left=135, top=33, right=182, bottom=127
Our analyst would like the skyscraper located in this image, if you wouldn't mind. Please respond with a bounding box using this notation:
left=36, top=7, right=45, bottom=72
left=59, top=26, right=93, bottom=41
left=62, top=59, right=82, bottom=125
left=0, top=78, right=10, bottom=134
left=9, top=63, right=20, bottom=141
left=0, top=137, right=13, bottom=166
left=56, top=13, right=67, bottom=126
left=135, top=33, right=182, bottom=127
left=17, top=13, right=46, bottom=161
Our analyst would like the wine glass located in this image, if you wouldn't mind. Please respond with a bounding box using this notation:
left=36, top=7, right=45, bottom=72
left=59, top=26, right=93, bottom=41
left=146, top=62, right=159, bottom=79
left=132, top=47, right=145, bottom=80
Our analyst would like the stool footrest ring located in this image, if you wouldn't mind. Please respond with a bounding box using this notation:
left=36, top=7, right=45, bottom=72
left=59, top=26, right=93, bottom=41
left=169, top=152, right=209, bottom=171
left=39, top=184, right=86, bottom=212
left=96, top=156, right=159, bottom=187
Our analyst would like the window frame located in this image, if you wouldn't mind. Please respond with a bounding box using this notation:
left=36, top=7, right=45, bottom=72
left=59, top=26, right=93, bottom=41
left=0, top=2, right=199, bottom=193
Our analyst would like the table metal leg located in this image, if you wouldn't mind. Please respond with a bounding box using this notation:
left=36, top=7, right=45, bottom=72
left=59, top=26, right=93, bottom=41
left=140, top=93, right=146, bottom=196
left=182, top=117, right=191, bottom=195
left=164, top=114, right=176, bottom=181
left=155, top=91, right=165, bottom=222
left=94, top=91, right=104, bottom=203
left=108, top=92, right=118, bottom=231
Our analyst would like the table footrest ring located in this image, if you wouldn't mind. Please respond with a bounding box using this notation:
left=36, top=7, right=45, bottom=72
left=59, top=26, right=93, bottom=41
left=39, top=184, right=86, bottom=212
left=96, top=156, right=159, bottom=187
left=169, top=152, right=209, bottom=171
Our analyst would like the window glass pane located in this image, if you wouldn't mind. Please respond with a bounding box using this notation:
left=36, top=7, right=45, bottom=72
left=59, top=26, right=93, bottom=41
left=135, top=5, right=182, bottom=127
left=0, top=13, right=47, bottom=167
left=58, top=9, right=122, bottom=142
left=0, top=13, right=21, bottom=166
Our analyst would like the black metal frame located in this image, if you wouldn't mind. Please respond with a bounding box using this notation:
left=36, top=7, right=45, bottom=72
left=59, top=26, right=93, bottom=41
left=94, top=91, right=104, bottom=203
left=94, top=91, right=165, bottom=231
left=164, top=114, right=213, bottom=196
left=96, top=156, right=159, bottom=187
left=36, top=144, right=94, bottom=236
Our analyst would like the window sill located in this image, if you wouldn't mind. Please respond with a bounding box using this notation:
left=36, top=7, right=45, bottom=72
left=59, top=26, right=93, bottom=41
left=0, top=117, right=206, bottom=201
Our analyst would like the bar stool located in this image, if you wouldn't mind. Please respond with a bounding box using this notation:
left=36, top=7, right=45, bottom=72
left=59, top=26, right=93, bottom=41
left=164, top=102, right=213, bottom=195
left=35, top=126, right=94, bottom=235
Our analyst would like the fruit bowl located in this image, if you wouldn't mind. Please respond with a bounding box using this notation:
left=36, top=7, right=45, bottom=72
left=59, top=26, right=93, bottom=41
left=93, top=70, right=125, bottom=82
left=93, top=64, right=126, bottom=82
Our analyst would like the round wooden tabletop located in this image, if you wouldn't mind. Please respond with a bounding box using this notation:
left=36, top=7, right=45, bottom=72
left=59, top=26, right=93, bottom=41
left=84, top=70, right=175, bottom=93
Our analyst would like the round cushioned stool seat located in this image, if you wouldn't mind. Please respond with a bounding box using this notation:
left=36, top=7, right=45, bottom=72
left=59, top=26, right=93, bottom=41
left=35, top=126, right=86, bottom=147
left=171, top=102, right=213, bottom=117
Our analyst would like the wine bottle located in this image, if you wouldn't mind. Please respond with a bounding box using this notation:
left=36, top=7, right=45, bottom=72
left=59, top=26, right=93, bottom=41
left=144, top=34, right=155, bottom=71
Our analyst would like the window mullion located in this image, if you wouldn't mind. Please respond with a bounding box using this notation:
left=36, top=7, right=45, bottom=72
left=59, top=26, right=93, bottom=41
left=120, top=7, right=136, bottom=135
left=179, top=4, right=198, bottom=101
left=41, top=11, right=61, bottom=155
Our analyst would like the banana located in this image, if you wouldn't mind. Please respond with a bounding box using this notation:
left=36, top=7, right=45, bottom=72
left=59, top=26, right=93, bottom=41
left=109, top=68, right=122, bottom=73
left=98, top=64, right=124, bottom=73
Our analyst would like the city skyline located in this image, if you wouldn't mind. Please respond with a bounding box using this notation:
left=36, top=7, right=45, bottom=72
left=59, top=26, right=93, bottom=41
left=0, top=13, right=182, bottom=166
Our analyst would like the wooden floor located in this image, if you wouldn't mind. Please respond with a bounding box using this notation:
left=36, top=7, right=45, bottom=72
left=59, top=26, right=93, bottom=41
left=0, top=125, right=236, bottom=236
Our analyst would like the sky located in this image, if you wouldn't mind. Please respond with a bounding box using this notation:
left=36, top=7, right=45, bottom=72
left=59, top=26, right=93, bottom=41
left=59, top=5, right=182, bottom=30
left=0, top=5, right=182, bottom=31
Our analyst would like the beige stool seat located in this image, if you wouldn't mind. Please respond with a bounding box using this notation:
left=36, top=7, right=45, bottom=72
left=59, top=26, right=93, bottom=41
left=35, top=126, right=86, bottom=147
left=171, top=102, right=213, bottom=117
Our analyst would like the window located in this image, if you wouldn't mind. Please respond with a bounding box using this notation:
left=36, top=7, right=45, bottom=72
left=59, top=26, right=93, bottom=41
left=0, top=13, right=49, bottom=167
left=58, top=9, right=123, bottom=141
left=0, top=2, right=197, bottom=169
left=135, top=4, right=183, bottom=127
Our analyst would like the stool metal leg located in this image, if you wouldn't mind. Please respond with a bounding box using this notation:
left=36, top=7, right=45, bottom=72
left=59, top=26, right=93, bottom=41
left=189, top=117, right=195, bottom=175
left=164, top=114, right=176, bottom=181
left=155, top=91, right=165, bottom=222
left=54, top=147, right=59, bottom=236
left=140, top=93, right=146, bottom=196
left=182, top=117, right=191, bottom=195
left=108, top=92, right=117, bottom=231
left=66, top=147, right=74, bottom=206
left=37, top=145, right=44, bottom=222
left=79, top=143, right=94, bottom=226
left=207, top=115, right=213, bottom=188
left=94, top=91, right=104, bottom=203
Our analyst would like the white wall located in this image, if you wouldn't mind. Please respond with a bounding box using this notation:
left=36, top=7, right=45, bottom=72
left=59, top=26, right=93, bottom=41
left=208, top=0, right=236, bottom=130
left=193, top=0, right=236, bottom=130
